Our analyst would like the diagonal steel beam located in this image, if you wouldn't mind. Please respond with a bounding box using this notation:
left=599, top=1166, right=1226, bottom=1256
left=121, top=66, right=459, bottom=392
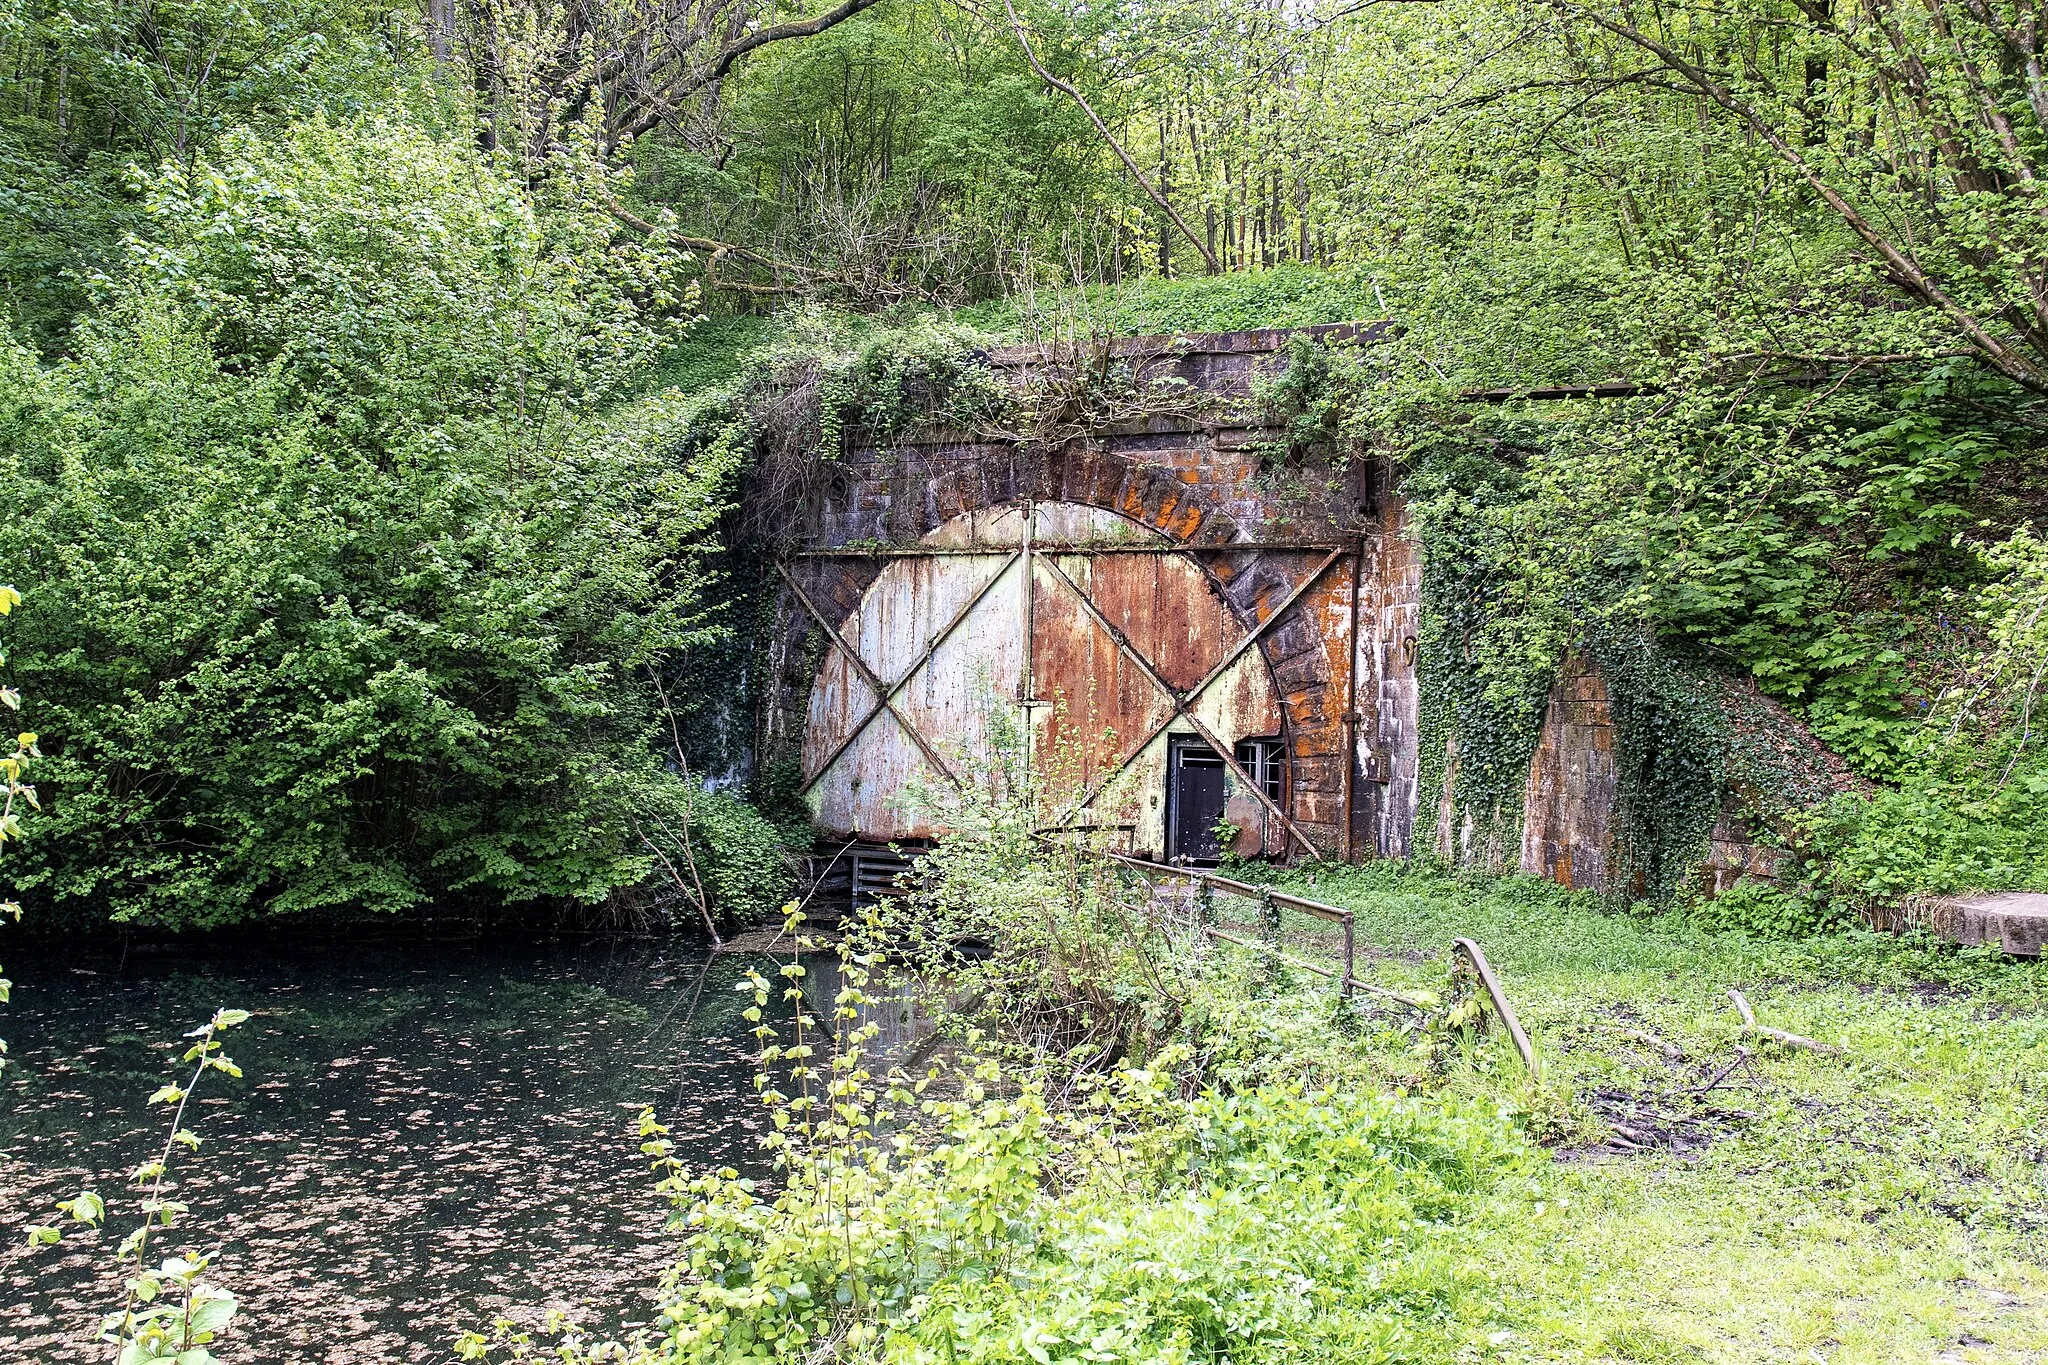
left=776, top=563, right=962, bottom=789
left=1033, top=553, right=1324, bottom=860
left=1032, top=552, right=1181, bottom=701
left=1180, top=708, right=1324, bottom=861
left=796, top=551, right=1021, bottom=795
left=1176, top=546, right=1348, bottom=724
left=1065, top=547, right=1348, bottom=817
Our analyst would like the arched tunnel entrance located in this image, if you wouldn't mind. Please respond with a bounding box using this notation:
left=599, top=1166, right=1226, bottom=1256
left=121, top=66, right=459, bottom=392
left=793, top=501, right=1301, bottom=862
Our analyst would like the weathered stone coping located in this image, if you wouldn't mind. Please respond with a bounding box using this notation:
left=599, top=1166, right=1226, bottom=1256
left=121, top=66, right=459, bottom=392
left=1875, top=892, right=2048, bottom=957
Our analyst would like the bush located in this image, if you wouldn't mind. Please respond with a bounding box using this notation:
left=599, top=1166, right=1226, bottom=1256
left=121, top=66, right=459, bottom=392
left=1805, top=748, right=2048, bottom=900
left=861, top=717, right=1194, bottom=1072
left=0, top=117, right=726, bottom=927
left=469, top=924, right=1525, bottom=1365
left=671, top=785, right=798, bottom=926
left=1803, top=526, right=2048, bottom=901
left=1686, top=879, right=1852, bottom=940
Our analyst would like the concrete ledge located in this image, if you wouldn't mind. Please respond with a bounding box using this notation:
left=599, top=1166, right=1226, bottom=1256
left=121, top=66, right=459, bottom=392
left=1885, top=893, right=2048, bottom=957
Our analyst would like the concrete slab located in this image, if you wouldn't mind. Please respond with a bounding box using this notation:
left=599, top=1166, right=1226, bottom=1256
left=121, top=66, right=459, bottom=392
left=1931, top=893, right=2048, bottom=957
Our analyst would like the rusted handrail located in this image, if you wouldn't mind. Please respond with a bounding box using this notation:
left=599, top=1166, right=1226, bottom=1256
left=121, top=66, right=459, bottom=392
left=1204, top=928, right=1430, bottom=1011
left=1452, top=937, right=1537, bottom=1075
left=1109, top=855, right=1350, bottom=921
left=1111, top=853, right=1355, bottom=997
left=1112, top=859, right=1536, bottom=1070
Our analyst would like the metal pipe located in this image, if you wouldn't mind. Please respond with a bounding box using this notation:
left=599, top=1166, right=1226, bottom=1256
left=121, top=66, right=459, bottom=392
left=1452, top=937, right=1536, bottom=1074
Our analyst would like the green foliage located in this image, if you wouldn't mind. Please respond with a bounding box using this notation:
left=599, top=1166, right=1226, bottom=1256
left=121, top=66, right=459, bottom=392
left=1582, top=630, right=1728, bottom=902
left=469, top=900, right=1525, bottom=1365
left=670, top=784, right=800, bottom=927
left=1805, top=746, right=2048, bottom=901
left=0, top=117, right=727, bottom=927
left=1403, top=445, right=1551, bottom=865
left=871, top=712, right=1192, bottom=1069
left=0, top=582, right=29, bottom=1072
left=1799, top=525, right=2048, bottom=898
left=0, top=0, right=411, bottom=347
left=29, top=1007, right=253, bottom=1364
left=961, top=266, right=1381, bottom=337
left=1683, top=878, right=1851, bottom=940
left=640, top=0, right=1116, bottom=303
left=806, top=318, right=1012, bottom=458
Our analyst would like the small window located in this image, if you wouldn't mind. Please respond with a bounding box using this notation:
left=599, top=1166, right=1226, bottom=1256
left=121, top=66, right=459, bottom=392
left=1234, top=738, right=1285, bottom=803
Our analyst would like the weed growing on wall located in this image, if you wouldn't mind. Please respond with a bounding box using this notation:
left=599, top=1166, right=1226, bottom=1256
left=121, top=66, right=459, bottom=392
left=1581, top=626, right=1729, bottom=902
left=1252, top=332, right=2042, bottom=907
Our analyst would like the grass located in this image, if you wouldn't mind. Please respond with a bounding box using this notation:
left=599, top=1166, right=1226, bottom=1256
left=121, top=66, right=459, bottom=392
left=457, top=853, right=2044, bottom=1364
left=1226, top=863, right=2048, bottom=1364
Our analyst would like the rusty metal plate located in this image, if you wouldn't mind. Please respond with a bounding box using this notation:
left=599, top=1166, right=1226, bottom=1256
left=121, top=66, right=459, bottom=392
left=802, top=502, right=1286, bottom=843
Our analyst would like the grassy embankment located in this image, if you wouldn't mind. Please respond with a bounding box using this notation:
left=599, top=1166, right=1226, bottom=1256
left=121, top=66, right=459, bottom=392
left=572, top=857, right=2044, bottom=1365
left=1256, top=863, right=2048, bottom=1363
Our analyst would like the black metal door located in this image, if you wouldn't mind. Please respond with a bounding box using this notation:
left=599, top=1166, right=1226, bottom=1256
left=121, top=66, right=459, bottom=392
left=1168, top=737, right=1228, bottom=863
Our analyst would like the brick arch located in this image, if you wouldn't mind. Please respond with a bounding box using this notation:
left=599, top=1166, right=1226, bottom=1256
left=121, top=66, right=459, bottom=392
left=826, top=440, right=1253, bottom=549
left=781, top=434, right=1356, bottom=859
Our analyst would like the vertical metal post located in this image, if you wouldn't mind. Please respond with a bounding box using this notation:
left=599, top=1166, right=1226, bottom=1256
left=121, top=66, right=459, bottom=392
left=1020, top=499, right=1035, bottom=789
left=1021, top=498, right=1035, bottom=703
left=1341, top=535, right=1364, bottom=863
left=1341, top=912, right=1355, bottom=997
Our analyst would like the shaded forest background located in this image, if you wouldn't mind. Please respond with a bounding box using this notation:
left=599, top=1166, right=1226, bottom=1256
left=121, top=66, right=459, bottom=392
left=1, top=0, right=2044, bottom=928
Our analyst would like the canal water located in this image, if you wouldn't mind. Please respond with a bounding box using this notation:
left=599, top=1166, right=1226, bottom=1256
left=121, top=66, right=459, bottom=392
left=0, top=935, right=846, bottom=1362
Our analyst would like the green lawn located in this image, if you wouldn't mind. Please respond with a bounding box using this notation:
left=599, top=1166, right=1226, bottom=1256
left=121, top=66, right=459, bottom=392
left=1241, top=865, right=2048, bottom=1364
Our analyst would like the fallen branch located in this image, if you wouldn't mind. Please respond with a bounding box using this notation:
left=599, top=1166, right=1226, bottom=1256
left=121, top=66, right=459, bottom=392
left=1685, top=1045, right=1752, bottom=1095
left=1727, top=988, right=1844, bottom=1055
left=1603, top=1023, right=1685, bottom=1059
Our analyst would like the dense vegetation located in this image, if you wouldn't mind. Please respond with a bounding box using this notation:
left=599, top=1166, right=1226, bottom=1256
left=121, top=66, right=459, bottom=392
left=7, top=9, right=2047, bottom=1363
left=1, top=0, right=2043, bottom=915
left=450, top=792, right=2046, bottom=1364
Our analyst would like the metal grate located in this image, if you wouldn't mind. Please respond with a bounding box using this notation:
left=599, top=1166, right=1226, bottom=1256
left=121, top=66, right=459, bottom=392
left=851, top=845, right=915, bottom=910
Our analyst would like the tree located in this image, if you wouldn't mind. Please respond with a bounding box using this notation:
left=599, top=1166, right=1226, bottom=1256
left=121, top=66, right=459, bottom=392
left=1537, top=0, right=2048, bottom=389
left=442, top=0, right=895, bottom=166
left=0, top=115, right=736, bottom=927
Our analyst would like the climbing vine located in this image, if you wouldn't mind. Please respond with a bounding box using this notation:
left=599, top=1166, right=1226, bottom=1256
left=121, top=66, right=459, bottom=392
left=1258, top=338, right=1839, bottom=901
left=1405, top=450, right=1554, bottom=868
left=1578, top=624, right=1729, bottom=902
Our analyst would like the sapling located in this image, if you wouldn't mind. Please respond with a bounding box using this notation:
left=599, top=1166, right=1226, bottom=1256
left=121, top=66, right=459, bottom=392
left=0, top=579, right=37, bottom=1076
left=29, top=1007, right=252, bottom=1365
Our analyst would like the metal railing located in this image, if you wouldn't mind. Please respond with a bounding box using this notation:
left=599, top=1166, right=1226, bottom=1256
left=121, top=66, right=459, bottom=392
left=1111, top=853, right=1365, bottom=994
left=1110, top=854, right=1536, bottom=1073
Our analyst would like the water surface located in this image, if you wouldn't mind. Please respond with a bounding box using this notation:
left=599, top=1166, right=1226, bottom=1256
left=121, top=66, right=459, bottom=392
left=1, top=935, right=811, bottom=1362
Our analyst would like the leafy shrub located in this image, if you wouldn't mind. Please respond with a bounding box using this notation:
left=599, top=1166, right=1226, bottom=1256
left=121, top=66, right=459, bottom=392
left=1686, top=879, right=1852, bottom=940
left=1805, top=748, right=2048, bottom=900
left=864, top=716, right=1195, bottom=1072
left=471, top=918, right=1524, bottom=1365
left=0, top=117, right=726, bottom=927
left=1803, top=526, right=2048, bottom=900
left=673, top=785, right=798, bottom=926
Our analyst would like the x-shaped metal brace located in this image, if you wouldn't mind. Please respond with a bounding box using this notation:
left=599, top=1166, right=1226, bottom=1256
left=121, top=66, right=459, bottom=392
left=783, top=556, right=1022, bottom=795
left=1036, top=547, right=1348, bottom=861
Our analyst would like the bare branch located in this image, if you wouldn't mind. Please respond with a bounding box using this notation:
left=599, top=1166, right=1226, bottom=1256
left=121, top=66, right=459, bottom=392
left=1001, top=0, right=1223, bottom=275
